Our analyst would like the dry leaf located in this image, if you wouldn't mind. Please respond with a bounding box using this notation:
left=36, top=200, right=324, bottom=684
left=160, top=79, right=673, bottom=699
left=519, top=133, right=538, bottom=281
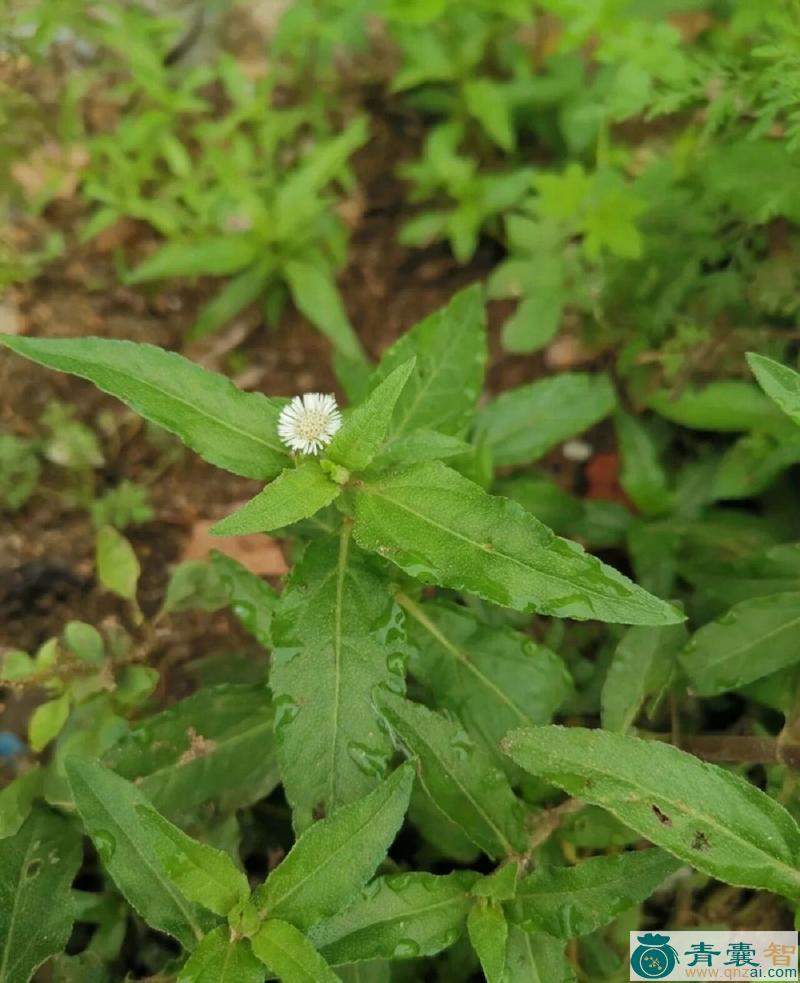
left=182, top=517, right=289, bottom=576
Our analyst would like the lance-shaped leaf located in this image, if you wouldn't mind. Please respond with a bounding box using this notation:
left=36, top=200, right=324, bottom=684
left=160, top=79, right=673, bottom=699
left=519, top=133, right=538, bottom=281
left=212, top=551, right=277, bottom=649
left=647, top=380, right=785, bottom=433
left=680, top=592, right=800, bottom=696
left=615, top=410, right=673, bottom=516
left=475, top=373, right=616, bottom=467
left=136, top=803, right=250, bottom=916
left=251, top=919, right=339, bottom=982
left=376, top=690, right=528, bottom=858
left=370, top=284, right=487, bottom=438
left=747, top=353, right=800, bottom=426
left=65, top=757, right=215, bottom=948
left=0, top=806, right=82, bottom=983
left=402, top=597, right=572, bottom=769
left=128, top=235, right=258, bottom=282
left=252, top=764, right=413, bottom=931
left=468, top=901, right=508, bottom=983
left=178, top=926, right=264, bottom=983
left=308, top=871, right=477, bottom=964
left=284, top=260, right=364, bottom=362
left=0, top=335, right=289, bottom=479
left=408, top=783, right=480, bottom=864
left=680, top=543, right=800, bottom=610
left=369, top=430, right=474, bottom=473
left=212, top=461, right=340, bottom=535
left=326, top=359, right=416, bottom=471
left=354, top=462, right=682, bottom=625
left=601, top=622, right=687, bottom=733
left=270, top=532, right=406, bottom=832
left=103, top=684, right=278, bottom=820
left=510, top=850, right=680, bottom=939
left=502, top=726, right=800, bottom=901
left=503, top=927, right=575, bottom=983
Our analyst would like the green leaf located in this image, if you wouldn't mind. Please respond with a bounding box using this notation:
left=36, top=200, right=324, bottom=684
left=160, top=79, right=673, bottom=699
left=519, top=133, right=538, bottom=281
left=0, top=336, right=289, bottom=479
left=161, top=561, right=227, bottom=615
left=408, top=783, right=480, bottom=864
left=709, top=430, right=800, bottom=501
left=0, top=807, right=82, bottom=983
left=66, top=758, right=214, bottom=947
left=376, top=690, right=528, bottom=858
left=503, top=927, right=575, bottom=983
left=284, top=259, right=364, bottom=362
left=127, top=236, right=258, bottom=282
left=251, top=919, right=339, bottom=982
left=370, top=285, right=487, bottom=438
left=103, top=684, right=278, bottom=820
left=464, top=79, right=514, bottom=150
left=0, top=434, right=40, bottom=512
left=467, top=901, right=508, bottom=983
left=0, top=768, right=43, bottom=840
left=354, top=461, right=682, bottom=625
left=503, top=726, right=800, bottom=900
left=96, top=526, right=140, bottom=602
left=615, top=410, right=673, bottom=515
left=270, top=532, right=406, bottom=832
left=510, top=850, right=680, bottom=938
left=501, top=293, right=563, bottom=355
left=601, top=622, right=687, bottom=733
left=251, top=764, right=413, bottom=931
left=647, top=381, right=785, bottom=433
left=475, top=374, right=616, bottom=467
left=401, top=597, right=572, bottom=769
left=189, top=265, right=269, bottom=341
left=308, top=871, right=477, bottom=963
left=63, top=621, right=104, bottom=666
left=747, top=353, right=800, bottom=426
left=178, top=926, right=264, bottom=983
left=335, top=961, right=390, bottom=982
left=212, top=552, right=277, bottom=649
left=326, top=359, right=416, bottom=471
left=136, top=803, right=250, bottom=916
left=680, top=543, right=800, bottom=610
left=368, top=430, right=473, bottom=472
left=275, top=119, right=368, bottom=234
left=680, top=592, right=800, bottom=696
left=29, top=691, right=70, bottom=752
left=472, top=862, right=519, bottom=901
left=212, top=462, right=340, bottom=536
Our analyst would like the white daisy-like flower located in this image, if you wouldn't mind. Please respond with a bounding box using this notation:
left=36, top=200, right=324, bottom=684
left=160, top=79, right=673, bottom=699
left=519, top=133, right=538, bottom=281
left=278, top=392, right=342, bottom=455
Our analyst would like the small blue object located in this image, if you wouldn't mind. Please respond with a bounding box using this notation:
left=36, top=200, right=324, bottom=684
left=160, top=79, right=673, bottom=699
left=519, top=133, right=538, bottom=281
left=0, top=732, right=26, bottom=758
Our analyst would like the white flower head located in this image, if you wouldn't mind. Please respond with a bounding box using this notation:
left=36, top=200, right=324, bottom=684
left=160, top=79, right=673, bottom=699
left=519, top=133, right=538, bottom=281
left=278, top=392, right=342, bottom=455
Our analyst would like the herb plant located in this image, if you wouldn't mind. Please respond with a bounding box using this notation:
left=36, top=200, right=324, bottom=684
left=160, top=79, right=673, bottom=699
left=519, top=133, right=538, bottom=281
left=3, top=289, right=800, bottom=981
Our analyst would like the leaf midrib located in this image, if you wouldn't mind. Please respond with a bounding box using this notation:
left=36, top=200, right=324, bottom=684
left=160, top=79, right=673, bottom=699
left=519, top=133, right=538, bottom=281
left=326, top=524, right=352, bottom=808
left=320, top=890, right=466, bottom=948
left=263, top=779, right=400, bottom=917
left=363, top=479, right=658, bottom=617
left=74, top=771, right=205, bottom=943
left=385, top=704, right=516, bottom=857
left=523, top=749, right=800, bottom=883
left=17, top=344, right=286, bottom=463
left=0, top=822, right=38, bottom=980
left=401, top=598, right=529, bottom=726
left=690, top=604, right=800, bottom=678
left=137, top=715, right=274, bottom=790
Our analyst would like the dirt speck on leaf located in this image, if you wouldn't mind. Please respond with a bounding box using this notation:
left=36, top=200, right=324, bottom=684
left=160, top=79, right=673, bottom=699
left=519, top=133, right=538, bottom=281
left=178, top=727, right=218, bottom=765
